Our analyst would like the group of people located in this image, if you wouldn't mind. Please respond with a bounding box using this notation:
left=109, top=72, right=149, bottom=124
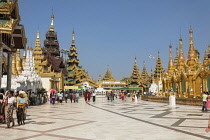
left=106, top=92, right=138, bottom=102
left=49, top=90, right=96, bottom=105
left=0, top=89, right=29, bottom=127
left=202, top=92, right=210, bottom=111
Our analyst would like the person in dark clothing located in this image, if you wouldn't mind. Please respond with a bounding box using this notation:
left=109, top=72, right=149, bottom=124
left=69, top=93, right=73, bottom=103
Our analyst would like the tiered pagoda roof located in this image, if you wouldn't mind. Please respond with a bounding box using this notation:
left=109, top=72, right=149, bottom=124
left=154, top=52, right=165, bottom=80
left=173, top=48, right=179, bottom=68
left=141, top=61, right=150, bottom=84
left=66, top=30, right=97, bottom=87
left=33, top=30, right=44, bottom=72
left=42, top=13, right=64, bottom=73
left=101, top=66, right=116, bottom=81
left=128, top=57, right=141, bottom=87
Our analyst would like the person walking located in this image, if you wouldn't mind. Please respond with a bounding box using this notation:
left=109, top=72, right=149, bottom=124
left=87, top=90, right=91, bottom=102
left=69, top=92, right=73, bottom=103
left=0, top=94, right=5, bottom=123
left=5, top=91, right=16, bottom=125
left=121, top=92, right=125, bottom=101
left=92, top=92, right=96, bottom=102
left=76, top=92, right=79, bottom=103
left=73, top=92, right=76, bottom=103
left=202, top=92, right=208, bottom=111
left=84, top=90, right=88, bottom=102
left=64, top=92, right=68, bottom=103
left=51, top=92, right=56, bottom=105
left=58, top=93, right=63, bottom=105
left=206, top=92, right=210, bottom=110
left=0, top=89, right=5, bottom=99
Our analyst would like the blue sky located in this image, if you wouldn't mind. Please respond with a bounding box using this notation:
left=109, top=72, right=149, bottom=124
left=18, top=0, right=210, bottom=80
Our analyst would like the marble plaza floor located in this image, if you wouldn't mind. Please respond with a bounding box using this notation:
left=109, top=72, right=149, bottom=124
left=0, top=96, right=210, bottom=140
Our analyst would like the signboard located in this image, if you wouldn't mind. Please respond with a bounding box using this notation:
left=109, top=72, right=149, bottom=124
left=64, top=86, right=78, bottom=89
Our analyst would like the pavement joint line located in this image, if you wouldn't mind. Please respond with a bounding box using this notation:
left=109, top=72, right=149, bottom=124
left=87, top=102, right=210, bottom=140
left=44, top=133, right=95, bottom=140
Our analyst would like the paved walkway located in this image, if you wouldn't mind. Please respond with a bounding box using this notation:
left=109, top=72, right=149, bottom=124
left=0, top=96, right=210, bottom=140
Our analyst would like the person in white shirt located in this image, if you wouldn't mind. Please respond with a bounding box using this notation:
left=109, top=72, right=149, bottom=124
left=92, top=92, right=96, bottom=102
left=4, top=91, right=16, bottom=124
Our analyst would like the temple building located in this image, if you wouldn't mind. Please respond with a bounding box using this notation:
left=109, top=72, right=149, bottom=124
left=125, top=57, right=151, bottom=93
left=0, top=0, right=27, bottom=90
left=97, top=66, right=126, bottom=92
left=65, top=30, right=97, bottom=90
left=33, top=13, right=65, bottom=91
left=162, top=27, right=210, bottom=98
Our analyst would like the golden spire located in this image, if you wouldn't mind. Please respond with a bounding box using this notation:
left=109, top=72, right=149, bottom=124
left=16, top=49, right=22, bottom=75
left=168, top=43, right=174, bottom=73
left=188, top=27, right=197, bottom=59
left=176, top=47, right=178, bottom=57
left=49, top=12, right=54, bottom=31
left=178, top=36, right=185, bottom=64
left=158, top=51, right=160, bottom=59
left=37, top=30, right=40, bottom=39
left=134, top=56, right=137, bottom=64
left=72, top=29, right=75, bottom=45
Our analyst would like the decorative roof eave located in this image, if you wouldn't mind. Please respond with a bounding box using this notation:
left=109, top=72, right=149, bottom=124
left=70, top=47, right=77, bottom=51
left=0, top=0, right=18, bottom=14
left=69, top=52, right=78, bottom=56
left=0, top=17, right=20, bottom=34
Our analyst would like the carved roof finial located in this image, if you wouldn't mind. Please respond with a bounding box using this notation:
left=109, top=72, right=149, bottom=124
left=72, top=29, right=75, bottom=45
left=50, top=9, right=54, bottom=31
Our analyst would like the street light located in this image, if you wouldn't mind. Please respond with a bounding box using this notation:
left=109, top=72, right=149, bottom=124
left=149, top=55, right=156, bottom=60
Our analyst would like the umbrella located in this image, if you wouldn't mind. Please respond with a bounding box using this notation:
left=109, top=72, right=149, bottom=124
left=49, top=89, right=57, bottom=93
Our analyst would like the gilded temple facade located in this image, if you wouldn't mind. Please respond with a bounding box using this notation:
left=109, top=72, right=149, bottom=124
left=0, top=0, right=27, bottom=90
left=162, top=28, right=210, bottom=98
left=65, top=30, right=97, bottom=90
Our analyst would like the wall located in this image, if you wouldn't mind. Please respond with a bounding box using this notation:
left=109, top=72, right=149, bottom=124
left=142, top=95, right=202, bottom=106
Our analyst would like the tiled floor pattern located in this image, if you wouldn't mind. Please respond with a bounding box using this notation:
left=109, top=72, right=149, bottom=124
left=0, top=96, right=209, bottom=140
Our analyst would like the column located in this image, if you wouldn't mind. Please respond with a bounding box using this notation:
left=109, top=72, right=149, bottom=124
left=0, top=47, right=3, bottom=89
left=0, top=33, right=3, bottom=89
left=203, top=78, right=206, bottom=92
left=179, top=81, right=182, bottom=97
left=186, top=81, right=189, bottom=97
left=7, top=52, right=12, bottom=90
left=193, top=80, right=196, bottom=98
